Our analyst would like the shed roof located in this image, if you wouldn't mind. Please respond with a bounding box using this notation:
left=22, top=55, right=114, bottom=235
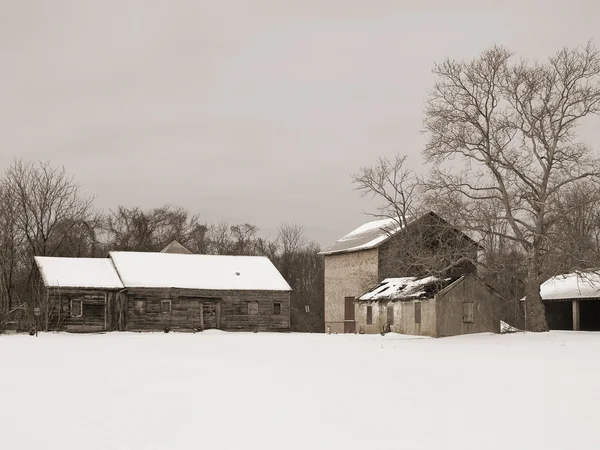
left=539, top=271, right=600, bottom=300
left=359, top=275, right=457, bottom=301
left=108, top=251, right=292, bottom=291
left=35, top=256, right=124, bottom=290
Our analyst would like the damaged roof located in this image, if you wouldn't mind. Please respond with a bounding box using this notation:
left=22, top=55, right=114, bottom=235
left=359, top=276, right=458, bottom=301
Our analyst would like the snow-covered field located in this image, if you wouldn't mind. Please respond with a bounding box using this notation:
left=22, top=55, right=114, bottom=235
left=1, top=331, right=599, bottom=450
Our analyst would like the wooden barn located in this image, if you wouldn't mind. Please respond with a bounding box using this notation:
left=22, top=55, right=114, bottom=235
left=535, top=271, right=600, bottom=331
left=35, top=251, right=292, bottom=333
left=35, top=257, right=126, bottom=332
left=355, top=274, right=512, bottom=337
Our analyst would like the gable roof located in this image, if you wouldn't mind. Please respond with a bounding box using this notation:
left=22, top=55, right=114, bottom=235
left=108, top=251, right=292, bottom=291
left=160, top=240, right=192, bottom=254
left=320, top=211, right=478, bottom=256
left=319, top=216, right=404, bottom=255
left=358, top=275, right=457, bottom=301
left=539, top=271, right=600, bottom=300
left=34, top=256, right=124, bottom=290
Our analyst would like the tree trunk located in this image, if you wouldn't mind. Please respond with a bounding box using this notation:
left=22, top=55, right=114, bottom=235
left=524, top=248, right=549, bottom=332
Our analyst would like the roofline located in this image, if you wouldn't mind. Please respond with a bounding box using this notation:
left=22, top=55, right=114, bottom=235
left=121, top=286, right=292, bottom=292
left=320, top=211, right=479, bottom=256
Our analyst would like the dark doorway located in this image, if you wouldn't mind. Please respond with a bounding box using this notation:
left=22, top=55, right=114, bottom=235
left=344, top=297, right=355, bottom=333
left=545, top=301, right=572, bottom=330
left=580, top=300, right=600, bottom=331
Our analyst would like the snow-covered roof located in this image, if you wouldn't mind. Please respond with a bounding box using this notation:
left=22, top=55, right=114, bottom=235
left=109, top=251, right=292, bottom=291
left=319, top=217, right=404, bottom=255
left=35, top=256, right=124, bottom=289
left=539, top=271, right=600, bottom=300
left=359, top=276, right=455, bottom=301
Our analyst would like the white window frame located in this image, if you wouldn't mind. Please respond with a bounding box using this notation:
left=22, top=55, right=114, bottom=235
left=71, top=299, right=83, bottom=318
left=161, top=300, right=172, bottom=314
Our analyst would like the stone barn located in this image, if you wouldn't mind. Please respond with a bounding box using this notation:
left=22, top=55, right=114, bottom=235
left=536, top=271, right=600, bottom=331
left=320, top=212, right=478, bottom=333
left=355, top=274, right=511, bottom=337
left=35, top=251, right=292, bottom=333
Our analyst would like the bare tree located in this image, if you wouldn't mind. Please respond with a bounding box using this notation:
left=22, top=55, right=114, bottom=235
left=4, top=160, right=94, bottom=259
left=352, top=155, right=478, bottom=280
left=352, top=154, right=420, bottom=227
left=229, top=223, right=259, bottom=255
left=423, top=43, right=600, bottom=331
left=105, top=204, right=201, bottom=252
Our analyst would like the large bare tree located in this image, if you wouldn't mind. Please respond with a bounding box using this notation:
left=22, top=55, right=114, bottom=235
left=423, top=43, right=600, bottom=331
left=352, top=154, right=420, bottom=227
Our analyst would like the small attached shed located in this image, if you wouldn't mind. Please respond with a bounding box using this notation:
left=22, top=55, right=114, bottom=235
left=109, top=251, right=292, bottom=332
left=35, top=257, right=126, bottom=332
left=537, top=271, right=600, bottom=331
left=356, top=274, right=511, bottom=337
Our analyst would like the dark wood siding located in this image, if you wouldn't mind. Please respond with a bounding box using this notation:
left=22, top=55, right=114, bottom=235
left=124, top=288, right=290, bottom=332
left=45, top=288, right=116, bottom=332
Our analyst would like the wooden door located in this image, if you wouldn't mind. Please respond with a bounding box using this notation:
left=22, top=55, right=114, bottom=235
left=203, top=303, right=219, bottom=329
left=344, top=297, right=356, bottom=333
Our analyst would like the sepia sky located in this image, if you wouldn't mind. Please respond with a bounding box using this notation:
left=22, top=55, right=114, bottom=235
left=1, top=0, right=600, bottom=246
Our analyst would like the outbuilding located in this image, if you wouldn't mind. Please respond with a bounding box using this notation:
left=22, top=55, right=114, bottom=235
left=356, top=274, right=512, bottom=337
left=537, top=271, right=600, bottom=331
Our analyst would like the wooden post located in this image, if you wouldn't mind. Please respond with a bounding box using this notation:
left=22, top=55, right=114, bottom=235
left=200, top=303, right=204, bottom=330
left=572, top=300, right=580, bottom=331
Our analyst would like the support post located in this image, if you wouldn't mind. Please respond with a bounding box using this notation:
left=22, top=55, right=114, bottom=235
left=572, top=300, right=580, bottom=331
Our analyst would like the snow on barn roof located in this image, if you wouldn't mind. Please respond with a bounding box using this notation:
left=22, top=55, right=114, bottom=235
left=539, top=271, right=600, bottom=300
left=359, top=276, right=456, bottom=301
left=319, top=217, right=405, bottom=255
left=108, top=251, right=292, bottom=291
left=35, top=256, right=124, bottom=289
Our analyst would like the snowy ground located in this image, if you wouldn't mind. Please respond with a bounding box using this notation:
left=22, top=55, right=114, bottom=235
left=1, top=331, right=599, bottom=450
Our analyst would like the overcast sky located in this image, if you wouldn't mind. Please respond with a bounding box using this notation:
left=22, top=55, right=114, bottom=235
left=2, top=0, right=600, bottom=246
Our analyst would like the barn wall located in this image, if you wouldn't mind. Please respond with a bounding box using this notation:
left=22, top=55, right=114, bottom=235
left=125, top=288, right=290, bottom=332
left=435, top=275, right=510, bottom=337
left=46, top=288, right=114, bottom=332
left=324, top=249, right=378, bottom=333
left=355, top=298, right=436, bottom=336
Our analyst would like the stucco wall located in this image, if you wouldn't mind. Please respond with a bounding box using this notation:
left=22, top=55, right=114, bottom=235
left=435, top=275, right=508, bottom=337
left=355, top=298, right=436, bottom=337
left=324, top=249, right=378, bottom=333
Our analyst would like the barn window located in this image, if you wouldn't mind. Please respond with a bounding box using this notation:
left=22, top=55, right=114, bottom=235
left=305, top=305, right=310, bottom=313
left=273, top=302, right=282, bottom=315
left=248, top=301, right=259, bottom=315
left=462, top=302, right=474, bottom=323
left=415, top=302, right=421, bottom=324
left=161, top=300, right=172, bottom=313
left=71, top=299, right=82, bottom=317
left=387, top=304, right=394, bottom=325
left=366, top=306, right=373, bottom=325
left=134, top=300, right=146, bottom=314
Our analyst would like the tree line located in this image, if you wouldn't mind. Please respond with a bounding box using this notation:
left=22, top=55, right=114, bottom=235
left=0, top=160, right=323, bottom=332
